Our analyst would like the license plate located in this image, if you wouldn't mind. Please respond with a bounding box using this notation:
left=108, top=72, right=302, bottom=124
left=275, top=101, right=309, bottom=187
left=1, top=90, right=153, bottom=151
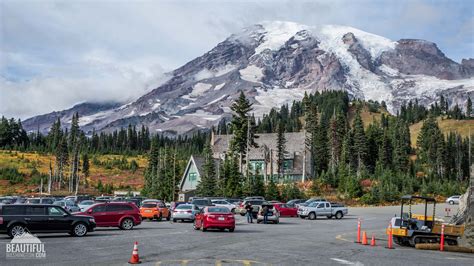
left=218, top=217, right=225, bottom=221
left=145, top=210, right=152, bottom=213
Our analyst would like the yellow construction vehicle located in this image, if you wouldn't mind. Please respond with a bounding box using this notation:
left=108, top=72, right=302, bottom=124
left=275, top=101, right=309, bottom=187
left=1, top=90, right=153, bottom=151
left=388, top=195, right=465, bottom=247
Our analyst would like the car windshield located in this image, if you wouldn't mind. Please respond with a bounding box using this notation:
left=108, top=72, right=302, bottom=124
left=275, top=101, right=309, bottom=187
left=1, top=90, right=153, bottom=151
left=53, top=201, right=65, bottom=206
left=207, top=207, right=230, bottom=213
left=142, top=203, right=157, bottom=208
left=81, top=201, right=94, bottom=205
left=27, top=199, right=40, bottom=204
left=176, top=205, right=192, bottom=210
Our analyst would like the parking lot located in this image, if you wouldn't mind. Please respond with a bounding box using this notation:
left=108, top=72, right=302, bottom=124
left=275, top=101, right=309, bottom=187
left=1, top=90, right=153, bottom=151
left=1, top=203, right=473, bottom=265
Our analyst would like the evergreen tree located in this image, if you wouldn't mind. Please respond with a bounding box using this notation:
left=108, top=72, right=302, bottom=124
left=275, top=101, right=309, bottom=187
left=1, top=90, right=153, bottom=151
left=352, top=109, right=368, bottom=177
left=265, top=178, right=280, bottom=200
left=196, top=141, right=217, bottom=196
left=82, top=153, right=90, bottom=187
left=229, top=91, right=258, bottom=172
left=276, top=121, right=287, bottom=178
left=467, top=98, right=472, bottom=118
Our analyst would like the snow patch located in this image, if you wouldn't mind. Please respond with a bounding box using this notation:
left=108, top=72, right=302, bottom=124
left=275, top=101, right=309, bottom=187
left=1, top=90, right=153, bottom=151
left=182, top=82, right=212, bottom=100
left=253, top=87, right=312, bottom=117
left=79, top=110, right=114, bottom=126
left=185, top=110, right=221, bottom=121
left=255, top=21, right=308, bottom=54
left=318, top=25, right=395, bottom=59
left=194, top=65, right=236, bottom=81
left=379, top=64, right=399, bottom=77
left=206, top=94, right=228, bottom=106
left=239, top=65, right=264, bottom=83
left=214, top=83, right=226, bottom=91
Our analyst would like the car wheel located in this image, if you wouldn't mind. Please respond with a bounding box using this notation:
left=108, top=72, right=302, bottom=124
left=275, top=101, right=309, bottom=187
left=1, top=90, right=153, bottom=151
left=229, top=228, right=234, bottom=232
left=309, top=212, right=316, bottom=220
left=231, top=208, right=235, bottom=214
left=202, top=226, right=207, bottom=232
left=327, top=215, right=332, bottom=219
left=173, top=218, right=177, bottom=223
left=72, top=223, right=88, bottom=237
left=193, top=221, right=200, bottom=230
left=156, top=215, right=163, bottom=221
left=120, top=218, right=134, bottom=230
left=449, top=201, right=454, bottom=205
left=219, top=228, right=225, bottom=232
left=240, top=213, right=245, bottom=216
left=275, top=220, right=279, bottom=224
left=335, top=211, right=343, bottom=220
left=8, top=224, right=26, bottom=238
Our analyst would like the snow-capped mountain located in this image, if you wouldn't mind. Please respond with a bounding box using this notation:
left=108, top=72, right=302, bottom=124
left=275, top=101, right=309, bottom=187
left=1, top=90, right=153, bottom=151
left=23, top=21, right=474, bottom=135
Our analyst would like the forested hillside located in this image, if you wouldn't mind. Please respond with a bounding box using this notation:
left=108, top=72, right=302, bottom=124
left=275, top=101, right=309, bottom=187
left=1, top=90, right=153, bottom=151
left=0, top=91, right=472, bottom=204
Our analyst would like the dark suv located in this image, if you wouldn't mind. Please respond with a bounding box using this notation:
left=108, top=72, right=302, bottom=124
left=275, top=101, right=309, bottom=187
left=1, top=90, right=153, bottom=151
left=0, top=204, right=96, bottom=238
left=191, top=198, right=213, bottom=209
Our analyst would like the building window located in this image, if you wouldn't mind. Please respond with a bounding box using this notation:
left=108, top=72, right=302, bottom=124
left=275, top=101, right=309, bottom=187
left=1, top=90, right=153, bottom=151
left=189, top=172, right=197, bottom=181
left=283, top=160, right=293, bottom=171
left=249, top=160, right=264, bottom=174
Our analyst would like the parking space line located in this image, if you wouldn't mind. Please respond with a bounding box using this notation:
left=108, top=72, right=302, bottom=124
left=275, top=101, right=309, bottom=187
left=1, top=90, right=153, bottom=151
left=330, top=258, right=363, bottom=265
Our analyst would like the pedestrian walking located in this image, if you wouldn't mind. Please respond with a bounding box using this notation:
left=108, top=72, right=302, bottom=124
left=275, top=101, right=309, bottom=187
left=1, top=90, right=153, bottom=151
left=262, top=205, right=269, bottom=224
left=245, top=202, right=253, bottom=223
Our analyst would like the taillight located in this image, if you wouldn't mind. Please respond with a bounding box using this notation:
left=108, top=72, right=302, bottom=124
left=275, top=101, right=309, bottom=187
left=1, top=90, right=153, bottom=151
left=0, top=217, right=3, bottom=225
left=240, top=203, right=243, bottom=207
left=208, top=215, right=215, bottom=218
left=186, top=210, right=192, bottom=213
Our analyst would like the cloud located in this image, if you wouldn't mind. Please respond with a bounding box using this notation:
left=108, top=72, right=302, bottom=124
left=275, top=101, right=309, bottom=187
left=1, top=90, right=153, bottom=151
left=1, top=0, right=472, bottom=119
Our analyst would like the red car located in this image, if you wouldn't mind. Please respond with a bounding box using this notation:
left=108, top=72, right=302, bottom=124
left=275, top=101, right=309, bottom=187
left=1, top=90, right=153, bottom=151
left=77, top=202, right=142, bottom=230
left=273, top=203, right=298, bottom=217
left=193, top=206, right=235, bottom=232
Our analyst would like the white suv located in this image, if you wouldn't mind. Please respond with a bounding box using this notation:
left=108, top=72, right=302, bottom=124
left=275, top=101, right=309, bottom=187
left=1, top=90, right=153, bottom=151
left=446, top=195, right=460, bottom=205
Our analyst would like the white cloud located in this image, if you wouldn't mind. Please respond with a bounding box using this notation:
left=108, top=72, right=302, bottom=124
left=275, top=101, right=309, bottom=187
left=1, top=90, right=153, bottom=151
left=0, top=0, right=471, bottom=119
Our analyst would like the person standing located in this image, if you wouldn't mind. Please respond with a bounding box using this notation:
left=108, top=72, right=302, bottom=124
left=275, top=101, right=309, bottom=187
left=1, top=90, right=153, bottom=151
left=245, top=202, right=253, bottom=223
left=262, top=205, right=269, bottom=224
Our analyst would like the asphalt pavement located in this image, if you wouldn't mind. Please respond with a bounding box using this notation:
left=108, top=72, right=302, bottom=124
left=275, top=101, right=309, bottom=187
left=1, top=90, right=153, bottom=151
left=0, top=203, right=472, bottom=266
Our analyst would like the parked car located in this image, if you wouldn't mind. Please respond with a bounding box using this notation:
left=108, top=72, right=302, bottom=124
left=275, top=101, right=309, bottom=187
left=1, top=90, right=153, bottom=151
left=226, top=198, right=242, bottom=207
left=25, top=197, right=55, bottom=204
left=273, top=203, right=298, bottom=217
left=446, top=195, right=461, bottom=205
left=172, top=204, right=200, bottom=222
left=64, top=195, right=94, bottom=204
left=140, top=201, right=171, bottom=221
left=0, top=204, right=96, bottom=238
left=296, top=198, right=327, bottom=208
left=0, top=197, right=15, bottom=204
left=298, top=201, right=348, bottom=220
left=78, top=200, right=95, bottom=211
left=170, top=201, right=187, bottom=211
left=76, top=202, right=141, bottom=230
left=53, top=200, right=81, bottom=212
left=244, top=196, right=265, bottom=201
left=193, top=206, right=235, bottom=232
left=191, top=198, right=213, bottom=209
left=236, top=199, right=266, bottom=218
left=95, top=196, right=113, bottom=202
left=211, top=199, right=236, bottom=213
left=286, top=199, right=306, bottom=208
left=257, top=204, right=280, bottom=224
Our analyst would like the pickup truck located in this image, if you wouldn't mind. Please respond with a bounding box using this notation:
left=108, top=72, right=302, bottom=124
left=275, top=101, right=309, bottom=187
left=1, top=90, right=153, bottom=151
left=297, top=201, right=348, bottom=220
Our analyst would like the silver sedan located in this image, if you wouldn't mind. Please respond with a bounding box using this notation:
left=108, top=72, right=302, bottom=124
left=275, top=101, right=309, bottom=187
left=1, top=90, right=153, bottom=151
left=172, top=204, right=200, bottom=222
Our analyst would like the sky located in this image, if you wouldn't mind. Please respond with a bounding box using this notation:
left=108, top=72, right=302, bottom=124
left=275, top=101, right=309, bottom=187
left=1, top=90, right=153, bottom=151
left=1, top=0, right=473, bottom=119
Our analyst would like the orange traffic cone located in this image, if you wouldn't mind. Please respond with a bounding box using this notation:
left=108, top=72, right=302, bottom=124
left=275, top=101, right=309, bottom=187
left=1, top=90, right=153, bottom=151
left=128, top=241, right=141, bottom=264
left=370, top=234, right=376, bottom=246
left=361, top=231, right=368, bottom=245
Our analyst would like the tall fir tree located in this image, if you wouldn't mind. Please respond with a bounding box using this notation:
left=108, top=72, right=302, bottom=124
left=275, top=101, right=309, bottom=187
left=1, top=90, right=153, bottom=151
left=276, top=121, right=287, bottom=178
left=196, top=141, right=217, bottom=196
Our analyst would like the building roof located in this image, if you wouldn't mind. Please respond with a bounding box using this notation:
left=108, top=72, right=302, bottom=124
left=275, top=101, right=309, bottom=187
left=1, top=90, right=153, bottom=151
left=212, top=132, right=307, bottom=160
